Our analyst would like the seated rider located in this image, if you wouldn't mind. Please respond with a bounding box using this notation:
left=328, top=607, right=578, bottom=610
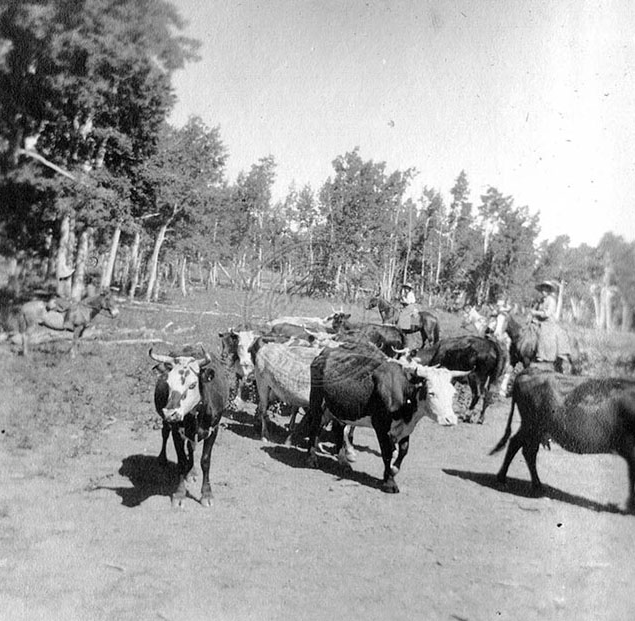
left=46, top=266, right=75, bottom=329
left=399, top=283, right=416, bottom=307
left=397, top=283, right=418, bottom=332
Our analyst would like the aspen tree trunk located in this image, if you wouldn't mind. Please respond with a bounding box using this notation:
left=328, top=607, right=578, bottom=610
left=71, top=227, right=92, bottom=301
left=101, top=224, right=121, bottom=289
left=57, top=214, right=72, bottom=297
left=145, top=222, right=169, bottom=302
left=180, top=255, right=188, bottom=297
left=128, top=230, right=141, bottom=301
left=555, top=281, right=565, bottom=321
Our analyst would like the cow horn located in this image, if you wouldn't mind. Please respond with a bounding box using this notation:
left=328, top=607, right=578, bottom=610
left=392, top=346, right=410, bottom=356
left=450, top=369, right=471, bottom=379
left=149, top=348, right=174, bottom=364
left=195, top=346, right=211, bottom=367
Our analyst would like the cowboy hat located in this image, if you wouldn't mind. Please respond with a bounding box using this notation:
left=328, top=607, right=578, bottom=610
left=535, top=280, right=558, bottom=292
left=58, top=265, right=75, bottom=280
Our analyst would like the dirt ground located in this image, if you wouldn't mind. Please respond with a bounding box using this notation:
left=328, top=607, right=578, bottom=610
left=0, top=293, right=634, bottom=621
left=1, top=389, right=634, bottom=621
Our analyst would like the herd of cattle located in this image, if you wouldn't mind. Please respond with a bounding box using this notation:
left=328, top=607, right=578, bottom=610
left=150, top=305, right=635, bottom=514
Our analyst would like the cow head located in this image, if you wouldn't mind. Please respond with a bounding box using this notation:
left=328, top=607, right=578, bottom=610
left=411, top=364, right=470, bottom=426
left=329, top=312, right=351, bottom=332
left=218, top=328, right=257, bottom=379
left=149, top=349, right=209, bottom=423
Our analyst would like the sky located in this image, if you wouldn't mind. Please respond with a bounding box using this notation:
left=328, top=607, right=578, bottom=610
left=168, top=0, right=635, bottom=247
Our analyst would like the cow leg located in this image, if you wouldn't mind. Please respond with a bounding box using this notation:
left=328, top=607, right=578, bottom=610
left=466, top=375, right=481, bottom=421
left=373, top=421, right=400, bottom=493
left=70, top=326, right=84, bottom=359
left=391, top=437, right=410, bottom=475
left=171, top=431, right=190, bottom=508
left=200, top=425, right=220, bottom=508
left=522, top=438, right=543, bottom=494
left=158, top=421, right=170, bottom=464
left=615, top=435, right=635, bottom=513
left=254, top=381, right=271, bottom=442
left=477, top=389, right=494, bottom=425
left=496, top=430, right=525, bottom=485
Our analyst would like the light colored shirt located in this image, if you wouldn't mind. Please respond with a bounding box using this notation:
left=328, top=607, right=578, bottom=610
left=400, top=290, right=416, bottom=305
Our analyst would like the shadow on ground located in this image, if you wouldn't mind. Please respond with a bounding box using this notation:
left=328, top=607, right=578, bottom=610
left=262, top=444, right=381, bottom=491
left=93, top=454, right=178, bottom=507
left=443, top=468, right=626, bottom=515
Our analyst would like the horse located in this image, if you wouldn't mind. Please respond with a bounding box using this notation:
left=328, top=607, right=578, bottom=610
left=497, top=311, right=578, bottom=374
left=366, top=295, right=440, bottom=348
left=19, top=291, right=120, bottom=358
left=460, top=305, right=496, bottom=337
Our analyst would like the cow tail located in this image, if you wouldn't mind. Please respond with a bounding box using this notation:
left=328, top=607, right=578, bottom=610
left=489, top=395, right=515, bottom=455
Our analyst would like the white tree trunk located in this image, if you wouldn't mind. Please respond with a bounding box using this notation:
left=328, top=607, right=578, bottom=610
left=145, top=223, right=169, bottom=302
left=128, top=230, right=142, bottom=302
left=101, top=224, right=121, bottom=289
left=180, top=255, right=188, bottom=297
left=57, top=213, right=72, bottom=297
left=71, top=227, right=92, bottom=301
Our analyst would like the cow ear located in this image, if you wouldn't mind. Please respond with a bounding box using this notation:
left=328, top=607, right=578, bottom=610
left=200, top=367, right=215, bottom=383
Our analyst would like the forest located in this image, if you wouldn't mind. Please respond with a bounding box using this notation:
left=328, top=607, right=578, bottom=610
left=1, top=0, right=633, bottom=331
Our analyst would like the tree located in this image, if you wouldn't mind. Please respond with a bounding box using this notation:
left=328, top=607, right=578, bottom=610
left=140, top=117, right=227, bottom=300
left=0, top=0, right=200, bottom=292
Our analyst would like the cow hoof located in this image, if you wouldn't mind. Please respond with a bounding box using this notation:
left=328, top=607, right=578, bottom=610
left=171, top=496, right=186, bottom=509
left=200, top=495, right=212, bottom=508
left=381, top=482, right=400, bottom=494
left=390, top=465, right=400, bottom=476
left=306, top=454, right=319, bottom=469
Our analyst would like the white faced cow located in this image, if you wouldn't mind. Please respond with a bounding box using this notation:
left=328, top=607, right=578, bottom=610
left=305, top=342, right=466, bottom=493
left=151, top=348, right=228, bottom=508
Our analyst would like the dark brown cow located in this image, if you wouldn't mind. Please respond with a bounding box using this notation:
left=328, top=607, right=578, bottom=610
left=490, top=368, right=635, bottom=513
left=416, top=335, right=507, bottom=424
left=330, top=312, right=405, bottom=357
left=151, top=348, right=229, bottom=508
left=305, top=342, right=462, bottom=493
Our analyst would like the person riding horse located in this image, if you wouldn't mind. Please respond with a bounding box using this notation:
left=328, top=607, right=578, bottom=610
left=397, top=283, right=417, bottom=331
left=531, top=280, right=572, bottom=372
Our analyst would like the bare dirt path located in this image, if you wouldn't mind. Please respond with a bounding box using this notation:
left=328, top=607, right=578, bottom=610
left=1, top=393, right=633, bottom=621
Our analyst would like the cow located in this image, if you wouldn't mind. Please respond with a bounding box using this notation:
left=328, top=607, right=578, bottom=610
left=304, top=342, right=466, bottom=493
left=151, top=347, right=229, bottom=508
left=330, top=312, right=405, bottom=357
left=490, top=368, right=635, bottom=513
left=267, top=315, right=335, bottom=333
left=416, top=335, right=507, bottom=424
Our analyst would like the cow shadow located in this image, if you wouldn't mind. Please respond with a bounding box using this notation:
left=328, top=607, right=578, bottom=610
left=262, top=444, right=381, bottom=490
left=92, top=454, right=180, bottom=507
left=443, top=468, right=626, bottom=515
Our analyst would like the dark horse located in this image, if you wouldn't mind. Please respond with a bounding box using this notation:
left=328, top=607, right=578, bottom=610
left=366, top=295, right=440, bottom=348
left=499, top=312, right=578, bottom=374
left=19, top=291, right=120, bottom=357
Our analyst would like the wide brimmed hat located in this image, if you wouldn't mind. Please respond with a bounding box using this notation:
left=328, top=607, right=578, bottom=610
left=535, top=280, right=558, bottom=293
left=58, top=265, right=75, bottom=279
left=402, top=283, right=413, bottom=290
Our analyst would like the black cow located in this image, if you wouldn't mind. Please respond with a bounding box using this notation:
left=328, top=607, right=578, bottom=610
left=151, top=348, right=229, bottom=508
left=304, top=342, right=460, bottom=493
left=490, top=368, right=635, bottom=512
left=417, top=334, right=507, bottom=424
left=330, top=312, right=404, bottom=357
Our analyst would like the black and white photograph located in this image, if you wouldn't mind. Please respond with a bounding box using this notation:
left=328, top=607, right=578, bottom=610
left=0, top=1, right=634, bottom=619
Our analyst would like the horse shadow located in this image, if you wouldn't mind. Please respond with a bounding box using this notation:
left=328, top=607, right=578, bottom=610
left=443, top=468, right=626, bottom=515
left=92, top=454, right=179, bottom=507
left=262, top=444, right=381, bottom=490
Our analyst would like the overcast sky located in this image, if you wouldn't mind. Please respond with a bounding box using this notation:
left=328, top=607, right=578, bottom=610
left=169, top=0, right=635, bottom=247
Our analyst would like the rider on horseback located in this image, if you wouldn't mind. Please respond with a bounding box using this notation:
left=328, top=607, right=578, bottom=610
left=46, top=265, right=76, bottom=330
left=398, top=283, right=418, bottom=332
